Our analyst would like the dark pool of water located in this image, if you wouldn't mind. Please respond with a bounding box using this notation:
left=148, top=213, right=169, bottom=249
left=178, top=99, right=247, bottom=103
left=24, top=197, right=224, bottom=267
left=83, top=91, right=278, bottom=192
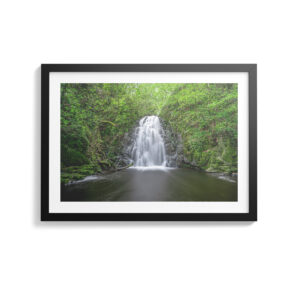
left=61, top=168, right=237, bottom=202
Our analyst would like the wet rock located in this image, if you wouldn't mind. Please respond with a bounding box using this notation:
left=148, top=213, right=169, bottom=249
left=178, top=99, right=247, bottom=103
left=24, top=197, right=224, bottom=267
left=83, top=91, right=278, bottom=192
left=121, top=120, right=140, bottom=165
left=160, top=118, right=183, bottom=167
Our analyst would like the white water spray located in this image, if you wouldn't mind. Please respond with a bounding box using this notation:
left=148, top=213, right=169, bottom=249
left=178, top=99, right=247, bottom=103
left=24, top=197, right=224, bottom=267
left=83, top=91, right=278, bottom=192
left=131, top=116, right=167, bottom=167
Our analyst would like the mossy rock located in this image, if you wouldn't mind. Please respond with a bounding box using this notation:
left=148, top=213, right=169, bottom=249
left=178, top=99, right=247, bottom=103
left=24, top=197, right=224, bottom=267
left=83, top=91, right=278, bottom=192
left=61, top=164, right=100, bottom=184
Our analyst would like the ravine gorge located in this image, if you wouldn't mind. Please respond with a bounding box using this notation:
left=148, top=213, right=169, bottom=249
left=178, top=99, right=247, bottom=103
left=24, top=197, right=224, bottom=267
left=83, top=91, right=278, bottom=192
left=61, top=83, right=238, bottom=185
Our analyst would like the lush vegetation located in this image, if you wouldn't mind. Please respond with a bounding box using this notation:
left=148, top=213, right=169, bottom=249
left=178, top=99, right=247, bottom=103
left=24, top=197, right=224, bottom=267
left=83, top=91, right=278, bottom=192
left=61, top=83, right=237, bottom=183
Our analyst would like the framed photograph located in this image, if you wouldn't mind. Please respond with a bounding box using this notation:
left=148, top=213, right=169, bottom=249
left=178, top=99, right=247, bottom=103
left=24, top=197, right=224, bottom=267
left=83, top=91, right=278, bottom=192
left=41, top=64, right=257, bottom=221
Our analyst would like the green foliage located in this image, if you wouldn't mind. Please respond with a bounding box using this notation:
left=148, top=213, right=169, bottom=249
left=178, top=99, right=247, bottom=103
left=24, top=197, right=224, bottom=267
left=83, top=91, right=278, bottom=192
left=160, top=83, right=238, bottom=173
left=61, top=83, right=238, bottom=183
left=61, top=145, right=89, bottom=166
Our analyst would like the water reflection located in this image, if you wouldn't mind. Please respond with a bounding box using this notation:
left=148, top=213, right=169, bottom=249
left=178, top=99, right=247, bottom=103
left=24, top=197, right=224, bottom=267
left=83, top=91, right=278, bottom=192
left=62, top=168, right=237, bottom=202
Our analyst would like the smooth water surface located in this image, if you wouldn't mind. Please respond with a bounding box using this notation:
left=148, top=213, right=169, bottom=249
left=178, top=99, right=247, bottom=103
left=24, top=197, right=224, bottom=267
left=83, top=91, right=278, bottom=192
left=62, top=168, right=237, bottom=202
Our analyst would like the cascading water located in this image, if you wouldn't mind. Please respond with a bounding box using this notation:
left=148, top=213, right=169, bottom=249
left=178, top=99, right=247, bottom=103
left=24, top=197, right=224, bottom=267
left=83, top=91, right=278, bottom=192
left=131, top=116, right=167, bottom=167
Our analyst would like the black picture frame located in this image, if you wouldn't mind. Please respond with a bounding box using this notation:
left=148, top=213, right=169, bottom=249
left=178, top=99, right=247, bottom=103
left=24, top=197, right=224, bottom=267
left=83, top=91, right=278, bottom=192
left=41, top=64, right=257, bottom=221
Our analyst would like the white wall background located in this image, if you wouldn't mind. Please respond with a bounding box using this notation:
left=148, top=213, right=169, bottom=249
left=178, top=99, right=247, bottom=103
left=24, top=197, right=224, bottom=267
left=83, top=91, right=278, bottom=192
left=1, top=0, right=299, bottom=299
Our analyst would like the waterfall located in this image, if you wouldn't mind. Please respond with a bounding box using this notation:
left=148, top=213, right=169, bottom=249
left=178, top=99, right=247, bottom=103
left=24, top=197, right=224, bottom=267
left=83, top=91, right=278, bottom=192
left=131, top=116, right=167, bottom=167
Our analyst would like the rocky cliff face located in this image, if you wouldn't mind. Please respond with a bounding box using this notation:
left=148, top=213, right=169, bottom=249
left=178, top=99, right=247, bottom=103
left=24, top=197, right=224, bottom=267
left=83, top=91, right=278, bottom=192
left=117, top=117, right=236, bottom=178
left=120, top=119, right=139, bottom=166
left=160, top=118, right=183, bottom=167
